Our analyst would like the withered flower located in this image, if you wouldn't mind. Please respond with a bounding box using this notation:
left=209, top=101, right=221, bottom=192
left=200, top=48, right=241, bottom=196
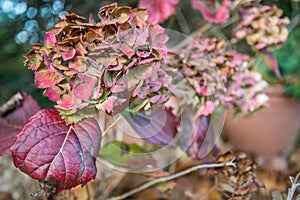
left=24, top=3, right=172, bottom=123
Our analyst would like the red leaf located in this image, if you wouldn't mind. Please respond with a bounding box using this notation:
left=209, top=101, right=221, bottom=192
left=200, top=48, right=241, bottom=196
left=123, top=107, right=178, bottom=146
left=0, top=93, right=40, bottom=156
left=11, top=108, right=102, bottom=192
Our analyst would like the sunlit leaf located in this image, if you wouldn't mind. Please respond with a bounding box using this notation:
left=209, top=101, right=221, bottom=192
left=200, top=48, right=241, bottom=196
left=11, top=108, right=102, bottom=192
left=99, top=141, right=156, bottom=169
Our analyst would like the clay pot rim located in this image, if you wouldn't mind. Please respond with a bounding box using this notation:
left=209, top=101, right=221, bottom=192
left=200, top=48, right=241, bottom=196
left=266, top=85, right=285, bottom=97
left=266, top=85, right=300, bottom=102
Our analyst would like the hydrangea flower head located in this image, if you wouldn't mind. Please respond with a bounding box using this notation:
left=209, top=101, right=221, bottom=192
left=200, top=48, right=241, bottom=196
left=167, top=37, right=268, bottom=117
left=236, top=4, right=290, bottom=50
left=24, top=3, right=172, bottom=123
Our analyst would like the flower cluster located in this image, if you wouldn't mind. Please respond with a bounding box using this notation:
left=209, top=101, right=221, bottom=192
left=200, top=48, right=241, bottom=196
left=167, top=38, right=225, bottom=117
left=201, top=38, right=269, bottom=115
left=201, top=39, right=269, bottom=114
left=227, top=71, right=269, bottom=114
left=24, top=3, right=172, bottom=123
left=138, top=0, right=179, bottom=24
left=191, top=0, right=231, bottom=23
left=167, top=37, right=269, bottom=116
left=235, top=4, right=290, bottom=50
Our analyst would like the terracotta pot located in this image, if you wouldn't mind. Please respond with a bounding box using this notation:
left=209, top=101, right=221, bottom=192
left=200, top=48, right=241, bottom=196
left=224, top=86, right=300, bottom=156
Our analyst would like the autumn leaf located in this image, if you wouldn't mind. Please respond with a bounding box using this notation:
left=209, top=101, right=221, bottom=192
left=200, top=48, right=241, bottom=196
left=0, top=92, right=40, bottom=156
left=11, top=108, right=102, bottom=192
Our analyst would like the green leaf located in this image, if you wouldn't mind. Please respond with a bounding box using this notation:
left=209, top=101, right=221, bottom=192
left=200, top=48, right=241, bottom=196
left=56, top=106, right=96, bottom=124
left=99, top=141, right=156, bottom=169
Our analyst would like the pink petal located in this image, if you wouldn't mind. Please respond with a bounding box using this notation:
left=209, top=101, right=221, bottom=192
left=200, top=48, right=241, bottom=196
left=44, top=33, right=56, bottom=46
left=45, top=86, right=62, bottom=102
left=35, top=70, right=64, bottom=88
left=138, top=0, right=179, bottom=23
left=192, top=0, right=231, bottom=23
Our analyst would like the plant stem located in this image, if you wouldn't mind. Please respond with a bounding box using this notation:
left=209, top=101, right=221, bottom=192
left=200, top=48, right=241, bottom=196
left=102, top=116, right=122, bottom=137
left=287, top=172, right=300, bottom=200
left=175, top=8, right=191, bottom=34
left=173, top=23, right=212, bottom=50
left=0, top=92, right=23, bottom=115
left=106, top=158, right=236, bottom=200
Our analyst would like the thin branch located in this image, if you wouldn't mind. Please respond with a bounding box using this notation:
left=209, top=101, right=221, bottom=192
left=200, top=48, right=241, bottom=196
left=86, top=184, right=91, bottom=200
left=0, top=92, right=23, bottom=116
left=175, top=8, right=191, bottom=34
left=219, top=14, right=239, bottom=29
left=288, top=13, right=300, bottom=32
left=288, top=0, right=300, bottom=32
left=173, top=23, right=212, bottom=50
left=102, top=116, right=121, bottom=137
left=106, top=158, right=236, bottom=200
left=287, top=172, right=300, bottom=200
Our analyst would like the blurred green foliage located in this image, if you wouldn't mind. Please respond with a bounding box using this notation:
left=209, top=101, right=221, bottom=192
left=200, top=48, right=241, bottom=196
left=275, top=27, right=300, bottom=98
left=259, top=26, right=300, bottom=99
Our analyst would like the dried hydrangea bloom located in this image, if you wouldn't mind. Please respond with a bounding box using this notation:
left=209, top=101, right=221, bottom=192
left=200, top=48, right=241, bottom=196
left=167, top=37, right=268, bottom=117
left=24, top=3, right=172, bottom=123
left=224, top=61, right=269, bottom=115
left=200, top=38, right=269, bottom=115
left=191, top=0, right=231, bottom=23
left=207, top=152, right=263, bottom=198
left=235, top=4, right=290, bottom=50
left=138, top=0, right=179, bottom=24
left=167, top=38, right=226, bottom=117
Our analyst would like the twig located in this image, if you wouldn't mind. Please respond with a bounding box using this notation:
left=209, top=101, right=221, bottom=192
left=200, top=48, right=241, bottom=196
left=287, top=172, right=300, bottom=200
left=288, top=13, right=300, bottom=32
left=106, top=158, right=236, bottom=200
left=175, top=8, right=191, bottom=34
left=86, top=184, right=91, bottom=200
left=220, top=15, right=239, bottom=29
left=102, top=116, right=121, bottom=137
left=173, top=23, right=212, bottom=50
left=0, top=92, right=23, bottom=116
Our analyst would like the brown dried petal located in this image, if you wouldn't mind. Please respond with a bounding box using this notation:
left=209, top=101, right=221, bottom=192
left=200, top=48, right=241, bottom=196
left=98, top=3, right=118, bottom=21
left=24, top=48, right=43, bottom=70
left=69, top=57, right=87, bottom=73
